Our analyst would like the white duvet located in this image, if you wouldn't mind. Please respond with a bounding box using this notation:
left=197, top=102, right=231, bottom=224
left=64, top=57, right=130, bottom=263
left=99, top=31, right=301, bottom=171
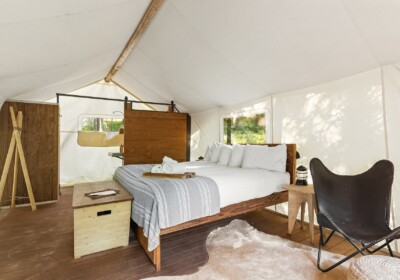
left=178, top=161, right=290, bottom=208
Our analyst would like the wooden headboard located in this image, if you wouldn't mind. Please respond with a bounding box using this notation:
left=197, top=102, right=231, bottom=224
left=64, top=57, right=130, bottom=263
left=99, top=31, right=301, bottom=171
left=123, top=109, right=191, bottom=165
left=263, top=144, right=296, bottom=184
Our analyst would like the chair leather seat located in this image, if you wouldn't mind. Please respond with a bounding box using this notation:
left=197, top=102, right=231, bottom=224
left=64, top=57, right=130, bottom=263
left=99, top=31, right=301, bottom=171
left=335, top=222, right=391, bottom=244
left=318, top=213, right=391, bottom=243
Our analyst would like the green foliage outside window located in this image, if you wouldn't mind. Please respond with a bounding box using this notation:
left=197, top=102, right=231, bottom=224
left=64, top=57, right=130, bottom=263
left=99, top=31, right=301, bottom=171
left=223, top=113, right=266, bottom=144
left=81, top=117, right=123, bottom=132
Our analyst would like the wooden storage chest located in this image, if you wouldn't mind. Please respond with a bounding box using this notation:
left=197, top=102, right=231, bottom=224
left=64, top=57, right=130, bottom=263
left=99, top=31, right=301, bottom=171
left=72, top=181, right=133, bottom=258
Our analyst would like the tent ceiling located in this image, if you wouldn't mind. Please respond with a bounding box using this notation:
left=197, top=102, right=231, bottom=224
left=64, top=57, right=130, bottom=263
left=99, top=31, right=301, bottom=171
left=115, top=0, right=400, bottom=112
left=0, top=0, right=150, bottom=101
left=1, top=0, right=400, bottom=112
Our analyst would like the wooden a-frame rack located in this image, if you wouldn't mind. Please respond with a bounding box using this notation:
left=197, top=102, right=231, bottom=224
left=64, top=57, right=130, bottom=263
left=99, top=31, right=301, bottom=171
left=0, top=107, right=36, bottom=211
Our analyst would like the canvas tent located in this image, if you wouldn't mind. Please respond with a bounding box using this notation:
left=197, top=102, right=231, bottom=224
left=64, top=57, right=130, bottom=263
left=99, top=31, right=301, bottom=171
left=1, top=0, right=400, bottom=250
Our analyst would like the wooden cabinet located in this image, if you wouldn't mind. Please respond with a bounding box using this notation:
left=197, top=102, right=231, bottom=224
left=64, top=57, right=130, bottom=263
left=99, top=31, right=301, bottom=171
left=0, top=101, right=59, bottom=207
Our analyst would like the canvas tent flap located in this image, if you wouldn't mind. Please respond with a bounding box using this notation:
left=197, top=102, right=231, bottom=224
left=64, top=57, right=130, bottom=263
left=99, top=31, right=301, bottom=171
left=52, top=81, right=150, bottom=185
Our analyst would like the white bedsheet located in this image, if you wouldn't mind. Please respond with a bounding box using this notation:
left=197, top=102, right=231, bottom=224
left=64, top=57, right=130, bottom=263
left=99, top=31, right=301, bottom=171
left=178, top=161, right=290, bottom=207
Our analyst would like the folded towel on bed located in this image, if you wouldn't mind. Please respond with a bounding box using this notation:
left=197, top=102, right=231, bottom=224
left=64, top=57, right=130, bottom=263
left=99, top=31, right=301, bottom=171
left=151, top=164, right=163, bottom=173
left=162, top=156, right=178, bottom=164
left=150, top=157, right=183, bottom=174
left=162, top=162, right=186, bottom=174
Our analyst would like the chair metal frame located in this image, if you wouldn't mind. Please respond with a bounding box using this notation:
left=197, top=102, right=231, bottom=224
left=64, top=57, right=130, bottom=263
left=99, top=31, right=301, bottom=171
left=317, top=226, right=394, bottom=272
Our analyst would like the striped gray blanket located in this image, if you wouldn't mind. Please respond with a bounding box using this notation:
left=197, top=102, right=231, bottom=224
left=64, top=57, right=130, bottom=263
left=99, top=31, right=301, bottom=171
left=114, top=164, right=220, bottom=251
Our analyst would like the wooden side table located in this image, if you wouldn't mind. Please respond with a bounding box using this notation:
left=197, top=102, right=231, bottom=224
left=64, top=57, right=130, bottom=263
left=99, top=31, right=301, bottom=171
left=283, top=184, right=316, bottom=243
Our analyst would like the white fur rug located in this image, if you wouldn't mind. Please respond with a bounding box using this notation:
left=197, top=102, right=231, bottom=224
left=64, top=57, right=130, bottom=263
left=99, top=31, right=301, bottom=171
left=146, top=220, right=349, bottom=280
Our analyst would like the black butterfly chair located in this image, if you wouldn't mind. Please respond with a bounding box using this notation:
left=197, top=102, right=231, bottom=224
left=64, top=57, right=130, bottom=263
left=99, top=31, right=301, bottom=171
left=310, top=158, right=400, bottom=272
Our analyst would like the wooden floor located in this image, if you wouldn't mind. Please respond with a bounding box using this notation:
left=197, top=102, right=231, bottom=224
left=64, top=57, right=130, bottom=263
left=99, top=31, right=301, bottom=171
left=0, top=187, right=385, bottom=280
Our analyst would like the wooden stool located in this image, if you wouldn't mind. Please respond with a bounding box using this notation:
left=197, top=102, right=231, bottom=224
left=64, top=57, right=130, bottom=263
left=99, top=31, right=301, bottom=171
left=348, top=255, right=400, bottom=280
left=283, top=184, right=316, bottom=243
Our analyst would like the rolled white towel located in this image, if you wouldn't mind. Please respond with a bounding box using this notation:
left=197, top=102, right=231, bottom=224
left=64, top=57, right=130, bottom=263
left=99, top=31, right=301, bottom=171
left=151, top=164, right=163, bottom=173
left=162, top=163, right=173, bottom=173
left=162, top=156, right=178, bottom=164
left=162, top=162, right=186, bottom=174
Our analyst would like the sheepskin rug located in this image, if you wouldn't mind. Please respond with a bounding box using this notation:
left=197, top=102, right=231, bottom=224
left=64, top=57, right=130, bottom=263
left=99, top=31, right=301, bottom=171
left=147, top=219, right=348, bottom=280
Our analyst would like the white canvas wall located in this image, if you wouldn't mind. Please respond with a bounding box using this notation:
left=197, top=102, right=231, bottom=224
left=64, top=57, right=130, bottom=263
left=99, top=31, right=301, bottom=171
left=192, top=66, right=400, bottom=250
left=273, top=68, right=386, bottom=174
left=382, top=64, right=400, bottom=251
left=190, top=108, right=220, bottom=160
left=272, top=68, right=388, bottom=234
left=193, top=68, right=387, bottom=174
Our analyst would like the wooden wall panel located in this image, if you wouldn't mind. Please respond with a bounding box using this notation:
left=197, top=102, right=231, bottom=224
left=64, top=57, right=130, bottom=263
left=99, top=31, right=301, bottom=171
left=124, top=110, right=190, bottom=165
left=0, top=101, right=59, bottom=206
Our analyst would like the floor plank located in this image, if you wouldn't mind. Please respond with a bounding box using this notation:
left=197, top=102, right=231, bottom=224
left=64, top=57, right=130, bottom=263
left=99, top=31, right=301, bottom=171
left=0, top=187, right=388, bottom=280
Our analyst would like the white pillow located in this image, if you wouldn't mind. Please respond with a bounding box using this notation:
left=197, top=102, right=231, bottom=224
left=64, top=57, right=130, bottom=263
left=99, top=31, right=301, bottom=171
left=204, top=146, right=212, bottom=161
left=210, top=144, right=223, bottom=163
left=241, top=144, right=287, bottom=172
left=218, top=145, right=232, bottom=165
left=228, top=144, right=245, bottom=167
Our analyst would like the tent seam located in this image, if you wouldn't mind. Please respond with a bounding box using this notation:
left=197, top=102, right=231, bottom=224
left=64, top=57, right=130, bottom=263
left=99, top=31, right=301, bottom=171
left=129, top=46, right=217, bottom=110
left=164, top=1, right=269, bottom=94
left=12, top=68, right=109, bottom=100
left=0, top=45, right=125, bottom=80
left=339, top=0, right=381, bottom=66
left=116, top=68, right=172, bottom=103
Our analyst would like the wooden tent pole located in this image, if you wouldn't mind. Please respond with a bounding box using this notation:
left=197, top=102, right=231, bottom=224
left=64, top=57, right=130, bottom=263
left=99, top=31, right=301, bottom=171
left=11, top=112, right=22, bottom=208
left=0, top=129, right=16, bottom=204
left=9, top=108, right=36, bottom=211
left=104, top=0, right=165, bottom=82
left=11, top=146, right=18, bottom=207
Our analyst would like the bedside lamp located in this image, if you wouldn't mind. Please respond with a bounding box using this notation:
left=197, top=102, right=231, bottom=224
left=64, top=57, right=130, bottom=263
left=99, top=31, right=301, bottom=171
left=296, top=165, right=308, bottom=186
left=295, top=151, right=308, bottom=186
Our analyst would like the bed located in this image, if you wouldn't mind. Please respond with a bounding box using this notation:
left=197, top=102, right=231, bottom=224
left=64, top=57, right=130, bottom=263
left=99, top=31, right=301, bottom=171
left=115, top=144, right=296, bottom=271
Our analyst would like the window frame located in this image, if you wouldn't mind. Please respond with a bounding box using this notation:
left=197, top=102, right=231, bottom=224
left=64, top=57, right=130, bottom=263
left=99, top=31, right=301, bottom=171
left=220, top=108, right=272, bottom=144
left=78, top=114, right=124, bottom=133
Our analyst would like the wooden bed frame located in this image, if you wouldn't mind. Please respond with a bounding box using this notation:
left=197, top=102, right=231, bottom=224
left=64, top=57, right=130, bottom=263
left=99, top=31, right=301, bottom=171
left=134, top=144, right=296, bottom=271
